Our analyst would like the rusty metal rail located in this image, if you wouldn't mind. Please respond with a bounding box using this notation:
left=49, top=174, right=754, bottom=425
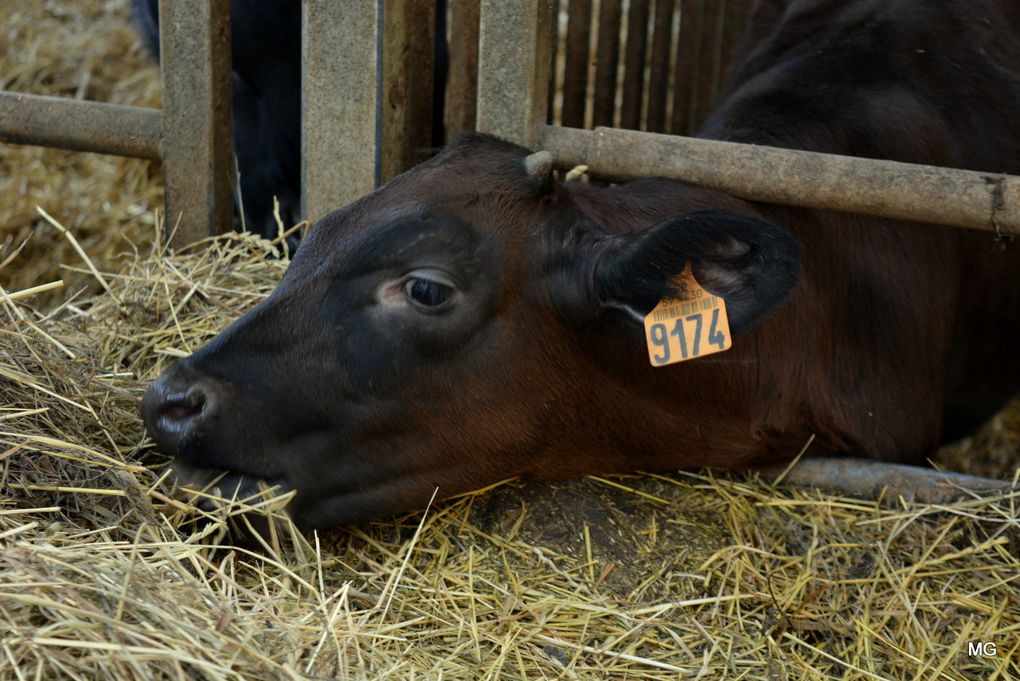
left=0, top=93, right=161, bottom=160
left=761, top=457, right=1012, bottom=505
left=539, top=125, right=1020, bottom=234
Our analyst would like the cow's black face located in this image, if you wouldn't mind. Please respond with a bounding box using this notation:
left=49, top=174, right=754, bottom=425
left=143, top=135, right=801, bottom=529
left=144, top=141, right=574, bottom=527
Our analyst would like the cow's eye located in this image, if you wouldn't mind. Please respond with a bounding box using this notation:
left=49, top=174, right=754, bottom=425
left=403, top=276, right=454, bottom=307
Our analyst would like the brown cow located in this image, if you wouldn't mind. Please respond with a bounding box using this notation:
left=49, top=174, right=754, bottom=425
left=142, top=0, right=1020, bottom=529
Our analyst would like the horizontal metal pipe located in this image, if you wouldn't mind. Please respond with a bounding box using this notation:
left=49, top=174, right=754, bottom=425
left=0, top=92, right=161, bottom=160
left=540, top=125, right=1020, bottom=234
left=759, top=457, right=1011, bottom=504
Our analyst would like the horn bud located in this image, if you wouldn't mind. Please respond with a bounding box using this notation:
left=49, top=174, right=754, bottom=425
left=523, top=150, right=554, bottom=178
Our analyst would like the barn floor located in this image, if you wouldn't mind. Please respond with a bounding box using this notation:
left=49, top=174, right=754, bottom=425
left=1, top=1, right=1018, bottom=679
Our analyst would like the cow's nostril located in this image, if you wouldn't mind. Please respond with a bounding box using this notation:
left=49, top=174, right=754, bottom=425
left=159, top=388, right=207, bottom=423
left=153, top=387, right=207, bottom=430
left=143, top=367, right=221, bottom=456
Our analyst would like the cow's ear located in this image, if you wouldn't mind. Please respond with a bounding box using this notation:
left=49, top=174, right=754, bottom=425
left=593, top=210, right=801, bottom=334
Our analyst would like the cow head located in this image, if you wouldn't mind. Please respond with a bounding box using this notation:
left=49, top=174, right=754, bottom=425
left=142, top=135, right=801, bottom=529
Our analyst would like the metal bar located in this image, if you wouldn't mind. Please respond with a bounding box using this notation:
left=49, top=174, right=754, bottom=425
left=760, top=457, right=1011, bottom=505
left=546, top=5, right=559, bottom=127
left=717, top=0, right=751, bottom=97
left=302, top=0, right=381, bottom=223
left=380, top=0, right=436, bottom=182
left=591, top=0, right=622, bottom=128
left=561, top=0, right=593, bottom=129
left=694, top=0, right=723, bottom=126
left=446, top=0, right=481, bottom=139
left=645, top=0, right=675, bottom=132
left=539, top=125, right=1020, bottom=234
left=159, top=0, right=234, bottom=245
left=671, top=0, right=704, bottom=135
left=477, top=0, right=556, bottom=147
left=0, top=92, right=161, bottom=160
left=620, top=0, right=650, bottom=130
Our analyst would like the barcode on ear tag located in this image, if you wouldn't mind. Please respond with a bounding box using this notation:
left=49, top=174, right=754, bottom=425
left=643, top=264, right=732, bottom=366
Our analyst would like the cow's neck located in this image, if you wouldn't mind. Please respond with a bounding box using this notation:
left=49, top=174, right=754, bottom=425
left=559, top=181, right=812, bottom=469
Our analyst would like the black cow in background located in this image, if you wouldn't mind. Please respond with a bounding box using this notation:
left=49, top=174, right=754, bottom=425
left=134, top=0, right=449, bottom=240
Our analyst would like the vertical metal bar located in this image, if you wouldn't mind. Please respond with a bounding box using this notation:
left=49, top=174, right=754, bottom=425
left=546, top=2, right=560, bottom=126
left=302, top=0, right=381, bottom=223
left=592, top=0, right=622, bottom=128
left=477, top=0, right=556, bottom=147
left=670, top=0, right=704, bottom=135
left=446, top=0, right=481, bottom=139
left=561, top=0, right=593, bottom=129
left=620, top=0, right=650, bottom=130
left=645, top=0, right=676, bottom=132
left=692, top=0, right=721, bottom=128
left=159, top=0, right=233, bottom=245
left=717, top=0, right=752, bottom=93
left=380, top=0, right=436, bottom=182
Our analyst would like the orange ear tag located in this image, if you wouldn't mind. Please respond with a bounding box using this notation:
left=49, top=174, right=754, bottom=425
left=643, top=264, right=732, bottom=367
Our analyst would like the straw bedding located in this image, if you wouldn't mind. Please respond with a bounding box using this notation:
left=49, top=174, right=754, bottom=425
left=1, top=229, right=1017, bottom=679
left=2, top=1, right=1018, bottom=679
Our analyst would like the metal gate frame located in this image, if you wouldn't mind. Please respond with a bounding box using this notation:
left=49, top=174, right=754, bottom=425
left=476, top=0, right=1019, bottom=236
left=1, top=1, right=1016, bottom=243
left=0, top=1, right=232, bottom=247
left=0, top=0, right=438, bottom=247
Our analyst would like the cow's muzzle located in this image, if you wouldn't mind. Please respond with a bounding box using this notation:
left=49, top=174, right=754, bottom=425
left=142, top=362, right=220, bottom=457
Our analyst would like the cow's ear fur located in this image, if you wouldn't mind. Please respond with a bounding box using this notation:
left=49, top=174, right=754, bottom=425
left=593, top=210, right=801, bottom=334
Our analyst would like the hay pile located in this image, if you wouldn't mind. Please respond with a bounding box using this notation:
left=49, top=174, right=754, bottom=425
left=0, top=221, right=1017, bottom=679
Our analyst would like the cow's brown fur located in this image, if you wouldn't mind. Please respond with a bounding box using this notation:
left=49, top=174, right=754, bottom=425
left=144, top=0, right=1020, bottom=527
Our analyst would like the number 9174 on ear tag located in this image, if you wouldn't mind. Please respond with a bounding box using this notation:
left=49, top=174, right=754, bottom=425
left=643, top=265, right=732, bottom=366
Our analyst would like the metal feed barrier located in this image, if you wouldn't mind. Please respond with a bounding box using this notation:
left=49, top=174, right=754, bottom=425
left=478, top=0, right=1019, bottom=236
left=1, top=1, right=231, bottom=246
left=1, top=0, right=1016, bottom=240
left=0, top=0, right=443, bottom=246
